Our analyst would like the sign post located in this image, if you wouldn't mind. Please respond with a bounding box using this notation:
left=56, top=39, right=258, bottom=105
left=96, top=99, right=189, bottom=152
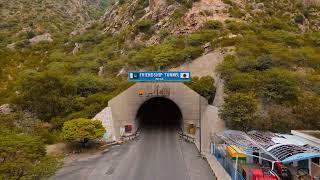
left=128, top=71, right=191, bottom=82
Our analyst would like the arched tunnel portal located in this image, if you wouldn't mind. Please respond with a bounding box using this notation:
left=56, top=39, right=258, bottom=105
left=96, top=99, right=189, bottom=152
left=94, top=82, right=225, bottom=152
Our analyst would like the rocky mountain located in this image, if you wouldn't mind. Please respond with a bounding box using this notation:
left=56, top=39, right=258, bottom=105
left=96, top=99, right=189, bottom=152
left=100, top=0, right=320, bottom=44
left=101, top=0, right=232, bottom=44
left=0, top=0, right=109, bottom=45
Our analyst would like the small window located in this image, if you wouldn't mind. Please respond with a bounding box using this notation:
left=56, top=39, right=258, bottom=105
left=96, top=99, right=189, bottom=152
left=125, top=125, right=133, bottom=133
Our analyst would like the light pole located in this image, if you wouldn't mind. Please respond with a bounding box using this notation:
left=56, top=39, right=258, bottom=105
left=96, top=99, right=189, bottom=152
left=199, top=94, right=202, bottom=155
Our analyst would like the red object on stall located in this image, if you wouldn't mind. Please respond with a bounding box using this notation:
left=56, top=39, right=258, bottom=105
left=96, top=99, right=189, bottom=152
left=251, top=169, right=264, bottom=180
left=274, top=161, right=283, bottom=175
left=251, top=169, right=278, bottom=180
left=264, top=174, right=278, bottom=180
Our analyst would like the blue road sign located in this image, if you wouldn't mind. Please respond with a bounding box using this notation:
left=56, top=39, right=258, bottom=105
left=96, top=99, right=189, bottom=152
left=128, top=71, right=191, bottom=82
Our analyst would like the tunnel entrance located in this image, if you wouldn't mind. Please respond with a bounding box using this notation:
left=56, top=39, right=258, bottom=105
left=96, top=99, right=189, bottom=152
left=136, top=97, right=182, bottom=130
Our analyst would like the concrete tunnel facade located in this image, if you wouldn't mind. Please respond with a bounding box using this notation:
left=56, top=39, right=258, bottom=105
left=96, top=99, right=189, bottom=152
left=94, top=82, right=225, bottom=152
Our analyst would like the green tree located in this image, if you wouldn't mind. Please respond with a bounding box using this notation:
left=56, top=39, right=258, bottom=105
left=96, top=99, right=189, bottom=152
left=253, top=105, right=298, bottom=133
left=62, top=118, right=106, bottom=145
left=135, top=19, right=154, bottom=33
left=256, top=55, right=273, bottom=71
left=73, top=73, right=115, bottom=96
left=13, top=70, right=76, bottom=121
left=204, top=20, right=223, bottom=30
left=220, top=93, right=258, bottom=131
left=259, top=69, right=299, bottom=102
left=154, top=44, right=181, bottom=69
left=293, top=94, right=320, bottom=130
left=185, top=76, right=216, bottom=103
left=226, top=73, right=257, bottom=92
left=0, top=131, right=60, bottom=180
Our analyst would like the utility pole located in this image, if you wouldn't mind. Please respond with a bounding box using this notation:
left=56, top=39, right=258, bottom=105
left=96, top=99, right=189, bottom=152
left=199, top=94, right=202, bottom=155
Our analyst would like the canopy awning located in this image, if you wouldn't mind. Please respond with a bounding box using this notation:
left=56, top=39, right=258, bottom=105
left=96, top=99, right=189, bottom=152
left=282, top=153, right=320, bottom=164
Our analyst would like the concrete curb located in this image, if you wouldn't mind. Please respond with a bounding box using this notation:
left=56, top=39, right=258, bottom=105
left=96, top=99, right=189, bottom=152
left=204, top=152, right=232, bottom=180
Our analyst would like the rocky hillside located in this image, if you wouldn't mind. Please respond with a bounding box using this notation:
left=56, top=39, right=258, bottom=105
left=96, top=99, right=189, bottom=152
left=0, top=0, right=108, bottom=45
left=101, top=0, right=233, bottom=44
left=0, top=0, right=112, bottom=89
left=100, top=0, right=320, bottom=44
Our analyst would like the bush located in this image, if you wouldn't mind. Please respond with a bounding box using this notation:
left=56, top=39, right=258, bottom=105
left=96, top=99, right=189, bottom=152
left=294, top=14, right=304, bottom=24
left=256, top=55, right=273, bottom=71
left=185, top=76, right=216, bottom=104
left=216, top=55, right=238, bottom=80
left=135, top=19, right=154, bottom=33
left=13, top=71, right=77, bottom=121
left=154, top=44, right=181, bottom=69
left=73, top=73, right=115, bottom=96
left=226, top=73, right=257, bottom=92
left=204, top=20, right=223, bottom=30
left=220, top=93, right=258, bottom=131
left=185, top=32, right=216, bottom=46
left=229, top=7, right=245, bottom=18
left=304, top=32, right=320, bottom=47
left=253, top=105, right=298, bottom=133
left=258, top=69, right=299, bottom=102
left=293, top=94, right=320, bottom=130
left=62, top=118, right=106, bottom=145
left=0, top=132, right=60, bottom=179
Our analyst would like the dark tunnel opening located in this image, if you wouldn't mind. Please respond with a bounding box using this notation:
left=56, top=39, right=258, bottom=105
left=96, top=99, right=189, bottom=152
left=136, top=97, right=182, bottom=130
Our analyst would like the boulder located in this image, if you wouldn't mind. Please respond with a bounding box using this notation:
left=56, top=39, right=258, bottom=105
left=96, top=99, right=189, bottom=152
left=255, top=3, right=265, bottom=9
left=72, top=43, right=82, bottom=55
left=6, top=43, right=15, bottom=49
left=29, top=33, right=53, bottom=44
left=0, top=104, right=13, bottom=114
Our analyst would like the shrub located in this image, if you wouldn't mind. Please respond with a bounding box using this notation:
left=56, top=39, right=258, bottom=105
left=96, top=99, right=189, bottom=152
left=216, top=55, right=238, bottom=80
left=237, top=58, right=258, bottom=72
left=220, top=93, right=258, bottom=131
left=253, top=105, right=298, bottom=133
left=185, top=76, right=216, bottom=103
left=185, top=32, right=215, bottom=46
left=154, top=44, right=181, bottom=69
left=229, top=7, right=245, bottom=18
left=204, top=20, right=223, bottom=30
left=226, top=73, right=257, bottom=92
left=225, top=20, right=250, bottom=34
left=13, top=71, right=76, bottom=121
left=171, top=8, right=186, bottom=21
left=258, top=69, right=299, bottom=102
left=62, top=118, right=106, bottom=145
left=135, top=19, right=154, bottom=33
left=263, top=18, right=295, bottom=31
left=304, top=32, right=320, bottom=47
left=294, top=14, right=304, bottom=24
left=0, top=132, right=60, bottom=179
left=293, top=94, right=320, bottom=130
left=73, top=73, right=115, bottom=96
left=256, top=55, right=273, bottom=71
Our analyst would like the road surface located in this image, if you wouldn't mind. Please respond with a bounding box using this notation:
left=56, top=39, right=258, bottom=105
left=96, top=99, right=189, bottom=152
left=55, top=127, right=215, bottom=180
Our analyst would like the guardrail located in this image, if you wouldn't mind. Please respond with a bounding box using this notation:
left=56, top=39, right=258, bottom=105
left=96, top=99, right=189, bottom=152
left=178, top=131, right=195, bottom=143
left=121, top=130, right=141, bottom=141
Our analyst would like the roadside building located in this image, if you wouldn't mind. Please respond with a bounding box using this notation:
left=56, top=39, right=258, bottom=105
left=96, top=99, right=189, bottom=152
left=211, top=130, right=320, bottom=179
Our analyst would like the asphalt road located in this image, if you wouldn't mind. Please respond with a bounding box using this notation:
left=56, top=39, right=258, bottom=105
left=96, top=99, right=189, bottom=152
left=55, top=127, right=215, bottom=180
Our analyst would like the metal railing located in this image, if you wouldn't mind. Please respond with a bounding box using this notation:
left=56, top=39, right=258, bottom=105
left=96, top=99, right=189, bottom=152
left=178, top=131, right=195, bottom=143
left=121, top=129, right=141, bottom=141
